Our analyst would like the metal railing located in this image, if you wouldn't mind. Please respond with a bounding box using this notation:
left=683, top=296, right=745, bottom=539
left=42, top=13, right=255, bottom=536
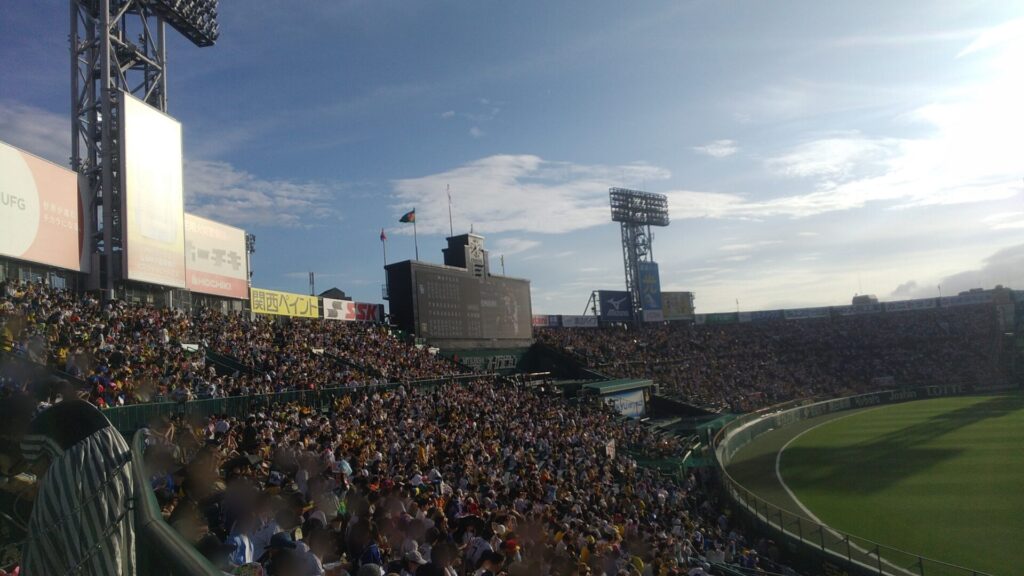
left=130, top=429, right=221, bottom=575
left=714, top=385, right=1011, bottom=576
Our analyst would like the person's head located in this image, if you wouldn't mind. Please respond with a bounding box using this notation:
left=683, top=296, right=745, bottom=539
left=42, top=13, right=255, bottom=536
left=404, top=549, right=428, bottom=571
left=356, top=564, right=384, bottom=576
left=480, top=551, right=505, bottom=572
left=259, top=530, right=299, bottom=567
left=266, top=548, right=304, bottom=576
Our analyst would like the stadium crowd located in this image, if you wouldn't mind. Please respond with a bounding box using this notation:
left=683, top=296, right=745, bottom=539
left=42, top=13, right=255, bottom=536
left=143, top=378, right=782, bottom=576
left=0, top=281, right=459, bottom=406
left=1, top=278, right=1010, bottom=575
left=538, top=305, right=1009, bottom=412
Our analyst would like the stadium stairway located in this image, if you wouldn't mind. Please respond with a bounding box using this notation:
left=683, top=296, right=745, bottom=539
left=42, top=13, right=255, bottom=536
left=527, top=342, right=610, bottom=381
left=204, top=348, right=256, bottom=377
left=321, top=349, right=383, bottom=379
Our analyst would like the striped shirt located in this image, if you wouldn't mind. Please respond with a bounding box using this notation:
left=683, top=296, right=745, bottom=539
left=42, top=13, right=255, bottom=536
left=20, top=402, right=136, bottom=575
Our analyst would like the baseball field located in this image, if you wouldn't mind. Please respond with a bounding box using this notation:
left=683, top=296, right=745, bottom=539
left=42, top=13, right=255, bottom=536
left=726, top=393, right=1024, bottom=576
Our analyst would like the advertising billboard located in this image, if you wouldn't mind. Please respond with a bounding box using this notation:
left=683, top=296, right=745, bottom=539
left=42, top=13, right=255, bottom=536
left=834, top=303, right=882, bottom=316
left=184, top=213, right=248, bottom=299
left=661, top=291, right=695, bottom=321
left=561, top=315, right=599, bottom=328
left=751, top=309, right=784, bottom=321
left=323, top=298, right=384, bottom=323
left=783, top=307, right=831, bottom=320
left=120, top=92, right=186, bottom=288
left=250, top=287, right=319, bottom=318
left=941, top=293, right=992, bottom=307
left=883, top=299, right=936, bottom=312
left=638, top=262, right=662, bottom=314
left=0, top=141, right=83, bottom=271
left=411, top=265, right=531, bottom=340
left=598, top=290, right=632, bottom=321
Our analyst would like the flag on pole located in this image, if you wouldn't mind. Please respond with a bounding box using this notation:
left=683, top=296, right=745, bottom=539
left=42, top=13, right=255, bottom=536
left=400, top=208, right=419, bottom=260
left=380, top=228, right=387, bottom=242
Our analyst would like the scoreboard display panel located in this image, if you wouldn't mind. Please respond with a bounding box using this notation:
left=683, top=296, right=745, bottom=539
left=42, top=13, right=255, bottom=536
left=413, top=266, right=531, bottom=341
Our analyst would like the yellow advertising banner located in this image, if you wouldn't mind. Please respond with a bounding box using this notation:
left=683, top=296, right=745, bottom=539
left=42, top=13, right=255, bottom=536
left=250, top=287, right=319, bottom=318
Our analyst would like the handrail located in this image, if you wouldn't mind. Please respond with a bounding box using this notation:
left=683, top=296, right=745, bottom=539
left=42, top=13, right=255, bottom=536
left=130, top=429, right=221, bottom=575
left=714, top=382, right=1014, bottom=576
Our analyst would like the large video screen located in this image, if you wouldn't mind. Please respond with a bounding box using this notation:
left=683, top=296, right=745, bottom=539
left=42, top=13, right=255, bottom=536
left=413, top=266, right=532, bottom=340
left=184, top=213, right=249, bottom=299
left=0, top=141, right=83, bottom=271
left=120, top=92, right=186, bottom=288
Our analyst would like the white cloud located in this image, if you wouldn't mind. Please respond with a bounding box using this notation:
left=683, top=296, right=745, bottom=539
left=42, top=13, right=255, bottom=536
left=957, top=17, right=1024, bottom=58
left=719, top=240, right=781, bottom=252
left=0, top=100, right=340, bottom=230
left=692, top=139, right=738, bottom=158
left=492, top=237, right=540, bottom=255
left=765, top=134, right=898, bottom=179
left=936, top=243, right=1024, bottom=292
left=722, top=254, right=750, bottom=262
left=440, top=110, right=456, bottom=119
left=391, top=154, right=670, bottom=235
left=0, top=100, right=69, bottom=166
left=831, top=28, right=981, bottom=49
left=667, top=38, right=1024, bottom=221
left=469, top=126, right=484, bottom=138
left=983, top=212, right=1024, bottom=231
left=186, top=160, right=340, bottom=228
left=891, top=280, right=918, bottom=297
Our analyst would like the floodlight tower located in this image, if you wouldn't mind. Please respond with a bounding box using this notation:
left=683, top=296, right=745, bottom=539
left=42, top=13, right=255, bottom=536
left=71, top=0, right=219, bottom=293
left=609, top=188, right=670, bottom=322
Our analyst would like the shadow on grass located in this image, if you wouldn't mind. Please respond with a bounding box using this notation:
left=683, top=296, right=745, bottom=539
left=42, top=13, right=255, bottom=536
left=779, top=394, right=1024, bottom=495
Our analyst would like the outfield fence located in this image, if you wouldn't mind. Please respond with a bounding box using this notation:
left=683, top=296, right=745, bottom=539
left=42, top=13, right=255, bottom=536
left=714, top=382, right=1015, bottom=576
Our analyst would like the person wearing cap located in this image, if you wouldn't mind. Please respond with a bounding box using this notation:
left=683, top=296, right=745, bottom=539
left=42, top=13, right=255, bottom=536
left=352, top=564, right=383, bottom=576
left=253, top=508, right=301, bottom=561
left=398, top=550, right=427, bottom=576
left=260, top=531, right=300, bottom=575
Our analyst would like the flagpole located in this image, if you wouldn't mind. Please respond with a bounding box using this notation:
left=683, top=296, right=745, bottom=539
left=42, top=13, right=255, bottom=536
left=447, top=184, right=454, bottom=237
left=413, top=208, right=419, bottom=261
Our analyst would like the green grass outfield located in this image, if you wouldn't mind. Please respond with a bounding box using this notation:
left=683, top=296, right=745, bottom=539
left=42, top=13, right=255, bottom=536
left=727, top=393, right=1024, bottom=576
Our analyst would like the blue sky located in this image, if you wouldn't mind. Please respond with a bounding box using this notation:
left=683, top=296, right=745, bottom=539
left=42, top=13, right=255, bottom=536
left=2, top=1, right=1024, bottom=313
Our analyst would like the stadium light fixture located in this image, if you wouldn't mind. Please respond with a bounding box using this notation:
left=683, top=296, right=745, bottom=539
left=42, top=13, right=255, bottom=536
left=147, top=0, right=220, bottom=47
left=608, top=188, right=670, bottom=324
left=609, top=188, right=670, bottom=227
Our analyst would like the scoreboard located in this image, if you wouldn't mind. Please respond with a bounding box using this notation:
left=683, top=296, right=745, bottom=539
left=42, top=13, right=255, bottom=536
left=386, top=259, right=533, bottom=344
left=414, top=266, right=531, bottom=340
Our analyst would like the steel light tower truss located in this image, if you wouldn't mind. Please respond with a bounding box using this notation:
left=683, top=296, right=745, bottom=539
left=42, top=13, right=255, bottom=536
left=71, top=0, right=217, bottom=293
left=609, top=188, right=670, bottom=321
